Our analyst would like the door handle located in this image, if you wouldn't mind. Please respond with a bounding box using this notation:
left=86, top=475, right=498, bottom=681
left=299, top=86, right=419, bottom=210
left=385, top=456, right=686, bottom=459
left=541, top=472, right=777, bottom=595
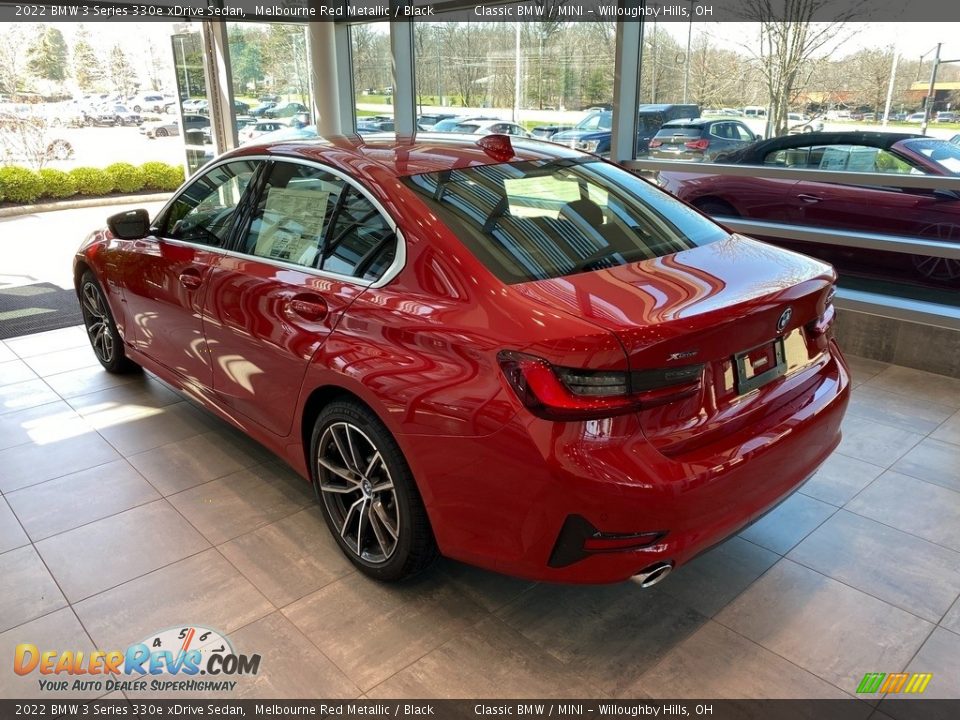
left=178, top=268, right=202, bottom=289
left=797, top=194, right=822, bottom=204
left=288, top=294, right=328, bottom=322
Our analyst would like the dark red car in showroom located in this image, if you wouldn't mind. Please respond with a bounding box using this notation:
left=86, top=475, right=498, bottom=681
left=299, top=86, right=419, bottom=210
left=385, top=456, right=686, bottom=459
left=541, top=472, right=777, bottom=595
left=75, top=134, right=849, bottom=585
left=657, top=132, right=960, bottom=287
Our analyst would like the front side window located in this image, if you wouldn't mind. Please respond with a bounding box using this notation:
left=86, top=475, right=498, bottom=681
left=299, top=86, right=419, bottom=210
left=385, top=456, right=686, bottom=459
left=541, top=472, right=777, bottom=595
left=239, top=161, right=397, bottom=281
left=732, top=123, right=756, bottom=142
left=161, top=160, right=259, bottom=247
left=807, top=144, right=915, bottom=173
left=241, top=162, right=345, bottom=268
left=403, top=159, right=726, bottom=284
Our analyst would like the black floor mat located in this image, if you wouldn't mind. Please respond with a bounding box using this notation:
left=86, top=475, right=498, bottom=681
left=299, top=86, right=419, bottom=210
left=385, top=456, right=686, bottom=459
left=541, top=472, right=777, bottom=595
left=0, top=283, right=84, bottom=340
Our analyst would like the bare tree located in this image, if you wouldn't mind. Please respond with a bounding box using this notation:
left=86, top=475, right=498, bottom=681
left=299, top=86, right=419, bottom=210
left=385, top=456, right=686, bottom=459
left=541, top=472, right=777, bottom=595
left=0, top=25, right=33, bottom=96
left=738, top=0, right=864, bottom=135
left=848, top=47, right=895, bottom=115
left=0, top=112, right=73, bottom=169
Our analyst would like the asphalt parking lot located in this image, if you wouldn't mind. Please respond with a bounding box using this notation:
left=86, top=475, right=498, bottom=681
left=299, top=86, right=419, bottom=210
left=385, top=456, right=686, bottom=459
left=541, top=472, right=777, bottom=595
left=39, top=126, right=186, bottom=170
left=29, top=114, right=959, bottom=174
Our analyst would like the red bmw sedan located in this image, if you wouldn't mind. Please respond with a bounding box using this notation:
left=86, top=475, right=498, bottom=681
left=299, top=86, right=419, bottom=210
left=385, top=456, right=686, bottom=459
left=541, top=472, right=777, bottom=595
left=75, top=134, right=849, bottom=585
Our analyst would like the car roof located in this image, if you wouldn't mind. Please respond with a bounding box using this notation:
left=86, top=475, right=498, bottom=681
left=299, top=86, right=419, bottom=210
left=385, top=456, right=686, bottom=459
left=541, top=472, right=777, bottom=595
left=732, top=131, right=925, bottom=160
left=461, top=119, right=514, bottom=128
left=227, top=134, right=585, bottom=178
left=660, top=118, right=709, bottom=128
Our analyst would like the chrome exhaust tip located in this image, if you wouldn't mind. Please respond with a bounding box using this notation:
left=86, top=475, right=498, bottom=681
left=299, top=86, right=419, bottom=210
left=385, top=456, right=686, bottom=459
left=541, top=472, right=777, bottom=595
left=635, top=561, right=674, bottom=588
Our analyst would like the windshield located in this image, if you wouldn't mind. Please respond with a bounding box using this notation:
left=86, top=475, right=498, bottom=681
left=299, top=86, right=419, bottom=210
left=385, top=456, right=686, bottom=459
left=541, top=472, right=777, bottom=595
left=900, top=139, right=960, bottom=175
left=402, top=159, right=726, bottom=284
left=576, top=112, right=612, bottom=131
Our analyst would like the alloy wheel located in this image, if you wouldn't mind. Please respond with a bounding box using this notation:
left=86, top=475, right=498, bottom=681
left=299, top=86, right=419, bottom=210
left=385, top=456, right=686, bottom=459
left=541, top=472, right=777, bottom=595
left=81, top=281, right=114, bottom=364
left=316, top=421, right=401, bottom=564
left=914, top=223, right=960, bottom=282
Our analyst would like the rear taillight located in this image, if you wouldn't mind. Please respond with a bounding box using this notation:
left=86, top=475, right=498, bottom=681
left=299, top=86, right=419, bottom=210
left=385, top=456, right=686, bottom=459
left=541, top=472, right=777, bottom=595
left=649, top=139, right=663, bottom=148
left=684, top=138, right=710, bottom=151
left=497, top=350, right=703, bottom=421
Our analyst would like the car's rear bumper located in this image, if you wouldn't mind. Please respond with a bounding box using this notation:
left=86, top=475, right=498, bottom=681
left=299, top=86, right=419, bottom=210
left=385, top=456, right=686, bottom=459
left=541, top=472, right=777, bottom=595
left=403, top=342, right=850, bottom=584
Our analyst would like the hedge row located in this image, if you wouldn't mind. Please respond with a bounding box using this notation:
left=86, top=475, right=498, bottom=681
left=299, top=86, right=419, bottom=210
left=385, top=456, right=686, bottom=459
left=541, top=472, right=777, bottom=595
left=0, top=162, right=186, bottom=205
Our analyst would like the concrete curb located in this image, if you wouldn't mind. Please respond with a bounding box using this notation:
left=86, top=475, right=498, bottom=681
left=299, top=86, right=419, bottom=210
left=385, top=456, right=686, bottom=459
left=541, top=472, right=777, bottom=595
left=0, top=193, right=171, bottom=219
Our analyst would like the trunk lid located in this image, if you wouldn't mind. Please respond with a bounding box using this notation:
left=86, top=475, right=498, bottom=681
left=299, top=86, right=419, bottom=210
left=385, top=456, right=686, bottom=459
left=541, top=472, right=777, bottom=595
left=515, top=235, right=837, bottom=455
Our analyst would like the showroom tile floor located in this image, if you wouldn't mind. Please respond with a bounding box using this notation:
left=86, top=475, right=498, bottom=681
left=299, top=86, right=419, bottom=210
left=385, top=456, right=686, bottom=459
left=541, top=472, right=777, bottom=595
left=1, top=325, right=959, bottom=707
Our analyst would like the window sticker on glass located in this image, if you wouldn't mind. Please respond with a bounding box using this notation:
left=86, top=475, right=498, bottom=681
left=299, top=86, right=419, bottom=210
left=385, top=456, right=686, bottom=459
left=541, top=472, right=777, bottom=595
left=255, top=187, right=330, bottom=264
left=819, top=147, right=849, bottom=171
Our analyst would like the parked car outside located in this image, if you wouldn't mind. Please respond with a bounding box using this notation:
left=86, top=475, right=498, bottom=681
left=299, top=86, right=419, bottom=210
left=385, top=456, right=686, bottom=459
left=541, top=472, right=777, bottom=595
left=905, top=112, right=926, bottom=123
left=93, top=104, right=141, bottom=127
left=658, top=132, right=960, bottom=285
left=356, top=119, right=395, bottom=134
left=936, top=111, right=958, bottom=123
left=250, top=102, right=277, bottom=118
left=47, top=102, right=87, bottom=128
left=417, top=113, right=457, bottom=130
left=429, top=116, right=499, bottom=132
left=529, top=123, right=577, bottom=139
left=129, top=94, right=166, bottom=113
left=787, top=113, right=825, bottom=134
left=143, top=113, right=209, bottom=138
left=650, top=118, right=759, bottom=162
left=451, top=119, right=531, bottom=137
left=0, top=113, right=73, bottom=161
left=552, top=104, right=700, bottom=157
left=239, top=119, right=286, bottom=143
left=264, top=102, right=308, bottom=119
left=75, top=133, right=849, bottom=584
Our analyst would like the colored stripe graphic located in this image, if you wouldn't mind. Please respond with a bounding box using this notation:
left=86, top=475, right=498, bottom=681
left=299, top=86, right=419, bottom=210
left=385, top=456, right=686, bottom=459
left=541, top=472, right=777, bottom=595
left=905, top=673, right=933, bottom=693
left=857, top=673, right=885, bottom=694
left=857, top=672, right=932, bottom=694
left=879, top=673, right=909, bottom=693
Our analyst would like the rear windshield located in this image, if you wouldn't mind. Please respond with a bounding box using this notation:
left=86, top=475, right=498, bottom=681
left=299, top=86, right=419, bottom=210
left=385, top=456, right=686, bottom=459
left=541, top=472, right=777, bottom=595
left=655, top=126, right=701, bottom=138
left=900, top=139, right=960, bottom=175
left=402, top=159, right=727, bottom=284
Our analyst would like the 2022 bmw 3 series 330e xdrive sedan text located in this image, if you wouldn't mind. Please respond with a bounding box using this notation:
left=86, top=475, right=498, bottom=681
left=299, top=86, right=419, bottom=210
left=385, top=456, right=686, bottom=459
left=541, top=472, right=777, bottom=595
left=75, top=133, right=849, bottom=585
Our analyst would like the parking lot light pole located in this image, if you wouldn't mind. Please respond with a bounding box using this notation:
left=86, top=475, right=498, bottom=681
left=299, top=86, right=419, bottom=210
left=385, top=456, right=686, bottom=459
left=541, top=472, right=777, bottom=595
left=682, top=1, right=698, bottom=104
left=920, top=43, right=941, bottom=136
left=881, top=49, right=898, bottom=127
left=919, top=44, right=960, bottom=136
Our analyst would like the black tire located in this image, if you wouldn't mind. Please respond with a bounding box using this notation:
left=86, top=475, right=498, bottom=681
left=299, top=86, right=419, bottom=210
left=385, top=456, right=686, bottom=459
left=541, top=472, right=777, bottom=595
left=310, top=400, right=438, bottom=581
left=79, top=271, right=139, bottom=374
left=155, top=127, right=168, bottom=137
left=694, top=199, right=740, bottom=218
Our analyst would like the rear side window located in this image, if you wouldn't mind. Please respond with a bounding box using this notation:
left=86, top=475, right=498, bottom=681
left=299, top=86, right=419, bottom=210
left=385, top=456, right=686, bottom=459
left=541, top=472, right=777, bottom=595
left=321, top=188, right=396, bottom=280
left=402, top=158, right=726, bottom=284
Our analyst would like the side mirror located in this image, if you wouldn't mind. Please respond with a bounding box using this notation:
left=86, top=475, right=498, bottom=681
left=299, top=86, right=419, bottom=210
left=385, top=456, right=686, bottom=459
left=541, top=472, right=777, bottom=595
left=755, top=134, right=763, bottom=141
left=107, top=208, right=150, bottom=240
